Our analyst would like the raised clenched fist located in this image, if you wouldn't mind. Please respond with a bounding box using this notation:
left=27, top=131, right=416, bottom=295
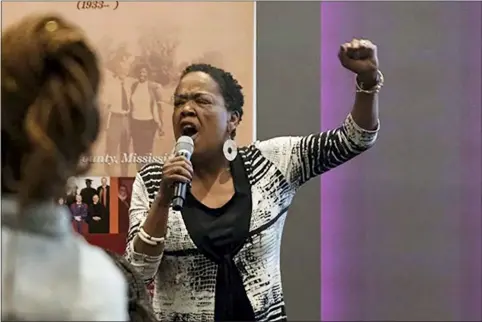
left=338, top=38, right=379, bottom=83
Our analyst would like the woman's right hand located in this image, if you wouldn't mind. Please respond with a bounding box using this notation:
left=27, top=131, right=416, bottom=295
left=157, top=155, right=193, bottom=207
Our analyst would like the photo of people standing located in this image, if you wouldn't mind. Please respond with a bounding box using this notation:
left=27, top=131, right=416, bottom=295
left=101, top=48, right=173, bottom=176
left=101, top=52, right=172, bottom=176
left=70, top=177, right=112, bottom=235
left=129, top=64, right=164, bottom=171
left=102, top=50, right=132, bottom=177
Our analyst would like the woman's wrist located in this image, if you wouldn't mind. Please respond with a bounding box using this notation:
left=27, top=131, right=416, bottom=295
left=143, top=201, right=169, bottom=241
left=356, top=70, right=379, bottom=88
left=154, top=192, right=170, bottom=209
left=148, top=194, right=170, bottom=227
left=355, top=69, right=384, bottom=95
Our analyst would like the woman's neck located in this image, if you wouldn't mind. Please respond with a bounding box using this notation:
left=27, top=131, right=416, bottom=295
left=192, top=153, right=229, bottom=182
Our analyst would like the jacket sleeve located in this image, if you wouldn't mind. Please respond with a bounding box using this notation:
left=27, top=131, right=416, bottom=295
left=256, top=113, right=379, bottom=190
left=124, top=173, right=163, bottom=284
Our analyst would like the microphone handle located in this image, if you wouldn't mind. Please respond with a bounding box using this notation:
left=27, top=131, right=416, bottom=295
left=171, top=182, right=187, bottom=211
left=171, top=149, right=191, bottom=211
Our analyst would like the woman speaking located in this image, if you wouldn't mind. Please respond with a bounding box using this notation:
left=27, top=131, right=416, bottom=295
left=126, top=38, right=382, bottom=321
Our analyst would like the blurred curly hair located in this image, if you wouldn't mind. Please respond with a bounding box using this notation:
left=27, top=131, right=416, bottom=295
left=1, top=13, right=101, bottom=207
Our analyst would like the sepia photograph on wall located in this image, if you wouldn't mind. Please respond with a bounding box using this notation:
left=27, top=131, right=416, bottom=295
left=2, top=1, right=255, bottom=178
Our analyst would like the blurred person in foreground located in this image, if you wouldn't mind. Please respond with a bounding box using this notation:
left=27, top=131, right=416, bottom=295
left=104, top=250, right=157, bottom=322
left=1, top=13, right=128, bottom=321
left=126, top=39, right=382, bottom=321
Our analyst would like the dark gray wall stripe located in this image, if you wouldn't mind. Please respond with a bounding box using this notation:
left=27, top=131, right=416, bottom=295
left=256, top=3, right=321, bottom=321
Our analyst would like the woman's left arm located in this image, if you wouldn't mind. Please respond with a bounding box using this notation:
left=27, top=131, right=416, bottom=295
left=257, top=39, right=382, bottom=189
left=343, top=39, right=381, bottom=131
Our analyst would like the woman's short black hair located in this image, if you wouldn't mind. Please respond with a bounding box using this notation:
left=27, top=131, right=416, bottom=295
left=181, top=63, right=244, bottom=121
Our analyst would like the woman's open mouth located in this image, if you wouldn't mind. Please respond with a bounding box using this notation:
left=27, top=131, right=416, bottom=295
left=181, top=124, right=199, bottom=139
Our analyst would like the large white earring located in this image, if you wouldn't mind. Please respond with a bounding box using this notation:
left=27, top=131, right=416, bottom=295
left=223, top=139, right=237, bottom=161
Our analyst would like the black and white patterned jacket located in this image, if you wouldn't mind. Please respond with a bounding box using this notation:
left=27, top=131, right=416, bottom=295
left=125, top=114, right=378, bottom=321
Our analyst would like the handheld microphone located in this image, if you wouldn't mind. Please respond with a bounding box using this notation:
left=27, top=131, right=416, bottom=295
left=171, top=136, right=194, bottom=211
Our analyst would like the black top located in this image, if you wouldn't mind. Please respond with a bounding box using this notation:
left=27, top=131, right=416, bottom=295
left=181, top=154, right=255, bottom=321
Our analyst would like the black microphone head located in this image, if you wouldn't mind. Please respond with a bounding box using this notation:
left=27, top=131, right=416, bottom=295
left=175, top=136, right=194, bottom=159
